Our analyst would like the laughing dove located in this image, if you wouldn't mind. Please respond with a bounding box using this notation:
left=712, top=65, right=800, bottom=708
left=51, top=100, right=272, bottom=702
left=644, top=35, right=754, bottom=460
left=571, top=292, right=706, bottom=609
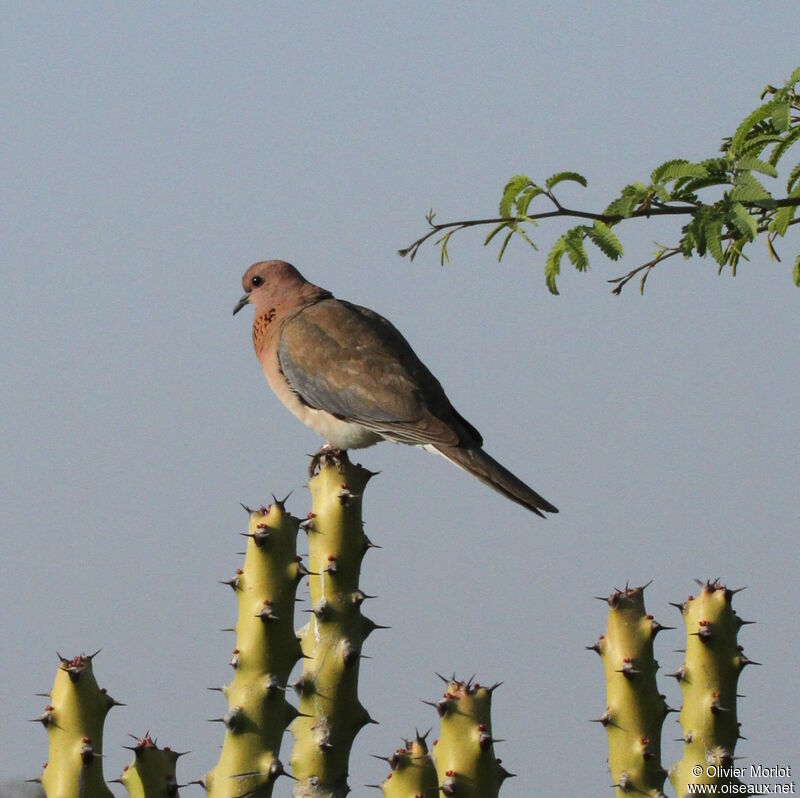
left=234, top=260, right=558, bottom=517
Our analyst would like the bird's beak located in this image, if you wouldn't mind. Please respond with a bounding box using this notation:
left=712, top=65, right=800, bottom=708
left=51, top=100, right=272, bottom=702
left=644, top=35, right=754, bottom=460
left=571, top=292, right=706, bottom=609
left=233, top=292, right=251, bottom=316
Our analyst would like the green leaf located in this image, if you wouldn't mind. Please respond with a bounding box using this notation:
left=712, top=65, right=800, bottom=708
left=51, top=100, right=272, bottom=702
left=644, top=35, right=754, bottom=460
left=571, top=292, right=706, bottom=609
left=564, top=227, right=589, bottom=271
left=701, top=157, right=734, bottom=173
left=729, top=174, right=773, bottom=203
left=734, top=156, right=779, bottom=178
left=770, top=192, right=800, bottom=236
left=545, top=171, right=588, bottom=190
left=515, top=185, right=545, bottom=217
left=545, top=237, right=566, bottom=295
left=768, top=126, right=800, bottom=167
left=484, top=222, right=511, bottom=246
left=585, top=220, right=623, bottom=260
left=706, top=218, right=725, bottom=265
left=651, top=159, right=708, bottom=183
left=728, top=202, right=758, bottom=239
left=497, top=229, right=515, bottom=262
left=790, top=66, right=800, bottom=86
left=788, top=162, right=800, bottom=194
left=729, top=100, right=778, bottom=157
left=499, top=174, right=532, bottom=217
left=604, top=182, right=650, bottom=218
left=771, top=101, right=791, bottom=133
left=794, top=253, right=800, bottom=287
left=672, top=176, right=732, bottom=197
left=604, top=194, right=636, bottom=218
left=737, top=132, right=785, bottom=159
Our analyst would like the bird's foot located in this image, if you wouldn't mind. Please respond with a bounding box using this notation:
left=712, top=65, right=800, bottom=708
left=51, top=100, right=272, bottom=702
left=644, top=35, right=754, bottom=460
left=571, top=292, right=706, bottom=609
left=308, top=445, right=350, bottom=477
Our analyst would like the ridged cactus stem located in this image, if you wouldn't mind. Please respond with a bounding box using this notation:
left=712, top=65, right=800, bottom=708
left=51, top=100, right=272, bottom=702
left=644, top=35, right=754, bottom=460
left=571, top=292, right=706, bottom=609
left=669, top=580, right=754, bottom=798
left=290, top=452, right=377, bottom=798
left=119, top=735, right=181, bottom=798
left=429, top=677, right=511, bottom=797
left=205, top=501, right=304, bottom=798
left=377, top=731, right=438, bottom=798
left=37, top=652, right=119, bottom=798
left=590, top=585, right=669, bottom=798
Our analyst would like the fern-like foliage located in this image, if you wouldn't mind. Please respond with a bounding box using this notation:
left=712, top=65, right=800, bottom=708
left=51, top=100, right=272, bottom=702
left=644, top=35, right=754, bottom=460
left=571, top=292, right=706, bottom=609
left=400, top=68, right=800, bottom=294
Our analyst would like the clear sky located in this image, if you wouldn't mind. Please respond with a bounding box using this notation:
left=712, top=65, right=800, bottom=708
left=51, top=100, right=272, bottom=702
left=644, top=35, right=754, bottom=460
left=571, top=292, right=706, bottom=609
left=2, top=3, right=798, bottom=796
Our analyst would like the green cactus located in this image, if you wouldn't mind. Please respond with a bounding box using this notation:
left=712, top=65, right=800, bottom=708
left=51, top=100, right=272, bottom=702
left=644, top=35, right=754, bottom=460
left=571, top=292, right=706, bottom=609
left=36, top=652, right=119, bottom=798
left=205, top=500, right=305, bottom=798
left=376, top=731, right=438, bottom=798
left=590, top=585, right=670, bottom=798
left=289, top=452, right=378, bottom=798
left=118, top=735, right=181, bottom=798
left=669, top=580, right=755, bottom=798
left=428, top=677, right=511, bottom=798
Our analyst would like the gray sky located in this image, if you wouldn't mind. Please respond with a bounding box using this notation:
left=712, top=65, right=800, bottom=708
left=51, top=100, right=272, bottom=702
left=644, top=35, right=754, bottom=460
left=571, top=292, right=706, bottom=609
left=2, top=3, right=798, bottom=795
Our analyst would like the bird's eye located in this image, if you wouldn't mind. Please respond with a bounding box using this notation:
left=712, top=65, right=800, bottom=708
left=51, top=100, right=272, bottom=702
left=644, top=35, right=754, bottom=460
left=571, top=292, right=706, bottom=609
left=251, top=275, right=264, bottom=288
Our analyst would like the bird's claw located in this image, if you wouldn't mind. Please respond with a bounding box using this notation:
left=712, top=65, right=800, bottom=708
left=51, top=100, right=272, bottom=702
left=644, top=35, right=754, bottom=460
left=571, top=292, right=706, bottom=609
left=308, top=446, right=350, bottom=477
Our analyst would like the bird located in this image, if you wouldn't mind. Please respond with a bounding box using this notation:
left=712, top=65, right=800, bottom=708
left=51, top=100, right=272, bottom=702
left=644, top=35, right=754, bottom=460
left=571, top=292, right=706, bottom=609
left=234, top=260, right=558, bottom=517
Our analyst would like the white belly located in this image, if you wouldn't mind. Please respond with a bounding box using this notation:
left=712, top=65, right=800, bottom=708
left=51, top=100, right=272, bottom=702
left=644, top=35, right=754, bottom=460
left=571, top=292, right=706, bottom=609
left=261, top=354, right=383, bottom=449
left=303, top=407, right=383, bottom=449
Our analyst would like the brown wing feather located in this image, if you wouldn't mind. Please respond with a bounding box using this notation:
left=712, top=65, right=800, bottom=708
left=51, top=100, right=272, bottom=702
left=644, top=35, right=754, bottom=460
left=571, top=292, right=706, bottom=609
left=278, top=298, right=481, bottom=447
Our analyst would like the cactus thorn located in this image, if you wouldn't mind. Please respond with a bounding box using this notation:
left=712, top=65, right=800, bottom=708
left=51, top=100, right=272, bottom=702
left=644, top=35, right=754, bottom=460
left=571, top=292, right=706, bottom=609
left=256, top=604, right=280, bottom=622
left=618, top=660, right=640, bottom=678
left=272, top=491, right=293, bottom=509
left=586, top=641, right=602, bottom=655
left=737, top=655, right=761, bottom=668
left=651, top=621, right=674, bottom=636
left=206, top=686, right=224, bottom=692
left=240, top=503, right=252, bottom=513
left=25, top=778, right=42, bottom=784
left=613, top=771, right=632, bottom=792
left=363, top=534, right=381, bottom=549
left=591, top=710, right=612, bottom=726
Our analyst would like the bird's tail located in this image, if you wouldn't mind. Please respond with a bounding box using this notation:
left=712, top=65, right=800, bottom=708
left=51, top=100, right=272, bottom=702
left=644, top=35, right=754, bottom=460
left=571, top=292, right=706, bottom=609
left=434, top=445, right=558, bottom=517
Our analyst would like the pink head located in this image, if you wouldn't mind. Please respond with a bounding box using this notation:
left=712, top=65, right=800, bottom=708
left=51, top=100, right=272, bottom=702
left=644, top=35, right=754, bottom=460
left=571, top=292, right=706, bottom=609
left=233, top=260, right=323, bottom=316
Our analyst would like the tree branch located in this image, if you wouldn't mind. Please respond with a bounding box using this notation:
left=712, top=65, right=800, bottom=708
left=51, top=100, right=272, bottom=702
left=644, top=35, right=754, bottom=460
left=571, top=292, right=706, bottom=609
left=398, top=197, right=800, bottom=262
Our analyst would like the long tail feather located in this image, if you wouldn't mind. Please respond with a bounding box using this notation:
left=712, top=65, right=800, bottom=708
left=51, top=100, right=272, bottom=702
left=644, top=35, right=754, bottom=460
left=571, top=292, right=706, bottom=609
left=435, top=445, right=558, bottom=517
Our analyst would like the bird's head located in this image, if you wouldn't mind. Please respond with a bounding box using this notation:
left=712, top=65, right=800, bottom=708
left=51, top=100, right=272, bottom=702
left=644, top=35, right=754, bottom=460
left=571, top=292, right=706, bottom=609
left=233, top=260, right=313, bottom=315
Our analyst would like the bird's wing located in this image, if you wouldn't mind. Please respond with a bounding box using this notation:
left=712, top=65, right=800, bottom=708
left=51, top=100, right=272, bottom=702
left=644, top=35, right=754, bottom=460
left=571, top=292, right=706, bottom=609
left=277, top=298, right=482, bottom=447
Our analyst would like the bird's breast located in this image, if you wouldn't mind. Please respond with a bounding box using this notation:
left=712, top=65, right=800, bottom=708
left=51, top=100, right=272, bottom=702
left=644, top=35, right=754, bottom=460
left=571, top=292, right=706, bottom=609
left=252, top=308, right=278, bottom=352
left=258, top=345, right=382, bottom=449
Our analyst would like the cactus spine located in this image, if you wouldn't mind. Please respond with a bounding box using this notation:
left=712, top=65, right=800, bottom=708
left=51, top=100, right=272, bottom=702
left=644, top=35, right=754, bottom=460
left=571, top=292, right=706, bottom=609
left=669, top=580, right=754, bottom=798
left=377, top=731, right=438, bottom=798
left=289, top=453, right=377, bottom=798
left=205, top=501, right=304, bottom=798
left=37, top=652, right=119, bottom=798
left=119, top=735, right=181, bottom=798
left=590, top=586, right=669, bottom=798
left=428, top=677, right=511, bottom=798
